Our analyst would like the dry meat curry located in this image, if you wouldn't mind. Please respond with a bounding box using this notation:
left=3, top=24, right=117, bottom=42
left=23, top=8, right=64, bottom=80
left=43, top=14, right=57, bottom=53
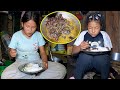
left=40, top=11, right=81, bottom=44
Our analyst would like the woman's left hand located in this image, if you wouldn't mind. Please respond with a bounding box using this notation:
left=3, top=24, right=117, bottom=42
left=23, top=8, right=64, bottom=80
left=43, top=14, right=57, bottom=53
left=43, top=61, right=48, bottom=69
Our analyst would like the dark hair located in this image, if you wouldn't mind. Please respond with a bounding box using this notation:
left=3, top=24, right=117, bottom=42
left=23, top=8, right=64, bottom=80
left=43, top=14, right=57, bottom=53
left=86, top=12, right=105, bottom=30
left=21, top=11, right=40, bottom=29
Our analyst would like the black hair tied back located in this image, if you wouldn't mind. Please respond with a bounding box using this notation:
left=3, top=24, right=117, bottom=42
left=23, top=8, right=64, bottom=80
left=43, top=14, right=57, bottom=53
left=86, top=12, right=105, bottom=30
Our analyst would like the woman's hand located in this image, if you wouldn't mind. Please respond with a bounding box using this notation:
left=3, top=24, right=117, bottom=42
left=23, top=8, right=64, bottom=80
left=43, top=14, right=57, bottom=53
left=42, top=61, right=48, bottom=69
left=80, top=41, right=90, bottom=50
left=39, top=46, right=48, bottom=69
left=72, top=41, right=90, bottom=54
left=9, top=48, right=17, bottom=57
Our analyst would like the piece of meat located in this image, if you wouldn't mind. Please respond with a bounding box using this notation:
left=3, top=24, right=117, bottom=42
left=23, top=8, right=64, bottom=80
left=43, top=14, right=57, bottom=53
left=62, top=30, right=71, bottom=35
left=45, top=13, right=74, bottom=41
left=69, top=36, right=74, bottom=40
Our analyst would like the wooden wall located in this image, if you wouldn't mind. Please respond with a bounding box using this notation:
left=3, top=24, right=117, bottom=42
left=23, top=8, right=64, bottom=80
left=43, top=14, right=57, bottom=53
left=106, top=11, right=120, bottom=52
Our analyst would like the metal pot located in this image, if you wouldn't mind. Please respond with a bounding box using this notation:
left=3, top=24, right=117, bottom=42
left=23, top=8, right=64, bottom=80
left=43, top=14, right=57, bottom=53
left=51, top=56, right=61, bottom=62
left=49, top=51, right=61, bottom=62
left=111, top=52, right=120, bottom=61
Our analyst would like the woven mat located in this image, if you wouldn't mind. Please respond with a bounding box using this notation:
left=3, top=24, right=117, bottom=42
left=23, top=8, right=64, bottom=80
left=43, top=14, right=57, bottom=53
left=111, top=61, right=120, bottom=75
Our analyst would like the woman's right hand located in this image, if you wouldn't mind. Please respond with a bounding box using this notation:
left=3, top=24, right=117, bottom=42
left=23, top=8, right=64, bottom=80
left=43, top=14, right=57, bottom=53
left=42, top=61, right=48, bottom=69
left=9, top=48, right=17, bottom=57
left=80, top=41, right=90, bottom=50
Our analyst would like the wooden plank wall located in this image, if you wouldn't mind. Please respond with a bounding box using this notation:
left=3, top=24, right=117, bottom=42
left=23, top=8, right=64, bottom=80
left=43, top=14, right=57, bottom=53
left=106, top=11, right=120, bottom=52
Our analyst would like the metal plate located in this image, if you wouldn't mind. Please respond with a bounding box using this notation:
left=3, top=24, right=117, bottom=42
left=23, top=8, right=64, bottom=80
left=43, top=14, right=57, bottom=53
left=18, top=63, right=45, bottom=75
left=82, top=49, right=111, bottom=55
left=40, top=11, right=81, bottom=44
